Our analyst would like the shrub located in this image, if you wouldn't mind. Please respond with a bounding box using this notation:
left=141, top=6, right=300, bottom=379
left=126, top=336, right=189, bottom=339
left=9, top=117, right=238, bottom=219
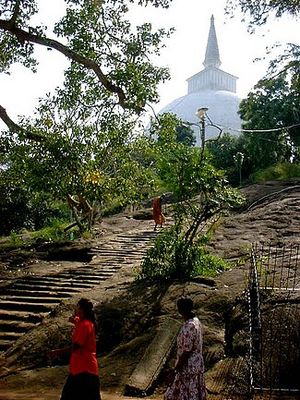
left=9, top=231, right=24, bottom=247
left=0, top=185, right=70, bottom=236
left=0, top=186, right=31, bottom=235
left=31, top=218, right=72, bottom=242
left=138, top=226, right=229, bottom=281
left=251, top=162, right=300, bottom=182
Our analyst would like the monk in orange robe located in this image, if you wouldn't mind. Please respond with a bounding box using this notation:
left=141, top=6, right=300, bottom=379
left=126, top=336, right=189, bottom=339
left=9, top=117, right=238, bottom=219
left=152, top=194, right=166, bottom=230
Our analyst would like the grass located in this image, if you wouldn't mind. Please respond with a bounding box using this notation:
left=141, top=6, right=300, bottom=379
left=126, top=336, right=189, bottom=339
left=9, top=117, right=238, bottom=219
left=251, top=162, right=300, bottom=183
left=0, top=219, right=78, bottom=252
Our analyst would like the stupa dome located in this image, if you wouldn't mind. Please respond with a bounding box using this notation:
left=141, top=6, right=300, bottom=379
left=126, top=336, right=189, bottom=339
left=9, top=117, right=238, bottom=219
left=159, top=89, right=241, bottom=141
left=159, top=15, right=242, bottom=144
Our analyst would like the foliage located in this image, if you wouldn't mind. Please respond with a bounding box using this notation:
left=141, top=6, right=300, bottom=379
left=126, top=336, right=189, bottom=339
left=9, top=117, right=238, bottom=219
left=207, top=49, right=300, bottom=181
left=150, top=113, right=207, bottom=199
left=206, top=133, right=244, bottom=185
left=0, top=183, right=64, bottom=236
left=0, top=0, right=173, bottom=116
left=239, top=69, right=300, bottom=173
left=0, top=117, right=159, bottom=232
left=226, top=0, right=300, bottom=177
left=0, top=218, right=77, bottom=253
left=250, top=162, right=300, bottom=183
left=9, top=231, right=24, bottom=247
left=226, top=0, right=300, bottom=28
left=0, top=0, right=174, bottom=233
left=139, top=226, right=229, bottom=281
left=175, top=124, right=196, bottom=146
left=0, top=124, right=69, bottom=237
left=0, top=185, right=30, bottom=235
left=30, top=218, right=74, bottom=242
left=139, top=113, right=245, bottom=282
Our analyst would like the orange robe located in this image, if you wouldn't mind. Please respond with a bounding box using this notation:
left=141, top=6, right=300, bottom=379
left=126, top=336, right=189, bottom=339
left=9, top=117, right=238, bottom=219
left=152, top=197, right=165, bottom=225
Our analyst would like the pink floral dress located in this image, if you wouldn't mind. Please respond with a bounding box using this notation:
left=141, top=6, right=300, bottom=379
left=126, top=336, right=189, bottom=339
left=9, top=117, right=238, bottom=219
left=164, top=317, right=206, bottom=400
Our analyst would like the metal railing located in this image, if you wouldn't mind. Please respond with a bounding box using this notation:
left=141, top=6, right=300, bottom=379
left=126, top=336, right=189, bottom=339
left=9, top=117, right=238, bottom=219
left=247, top=244, right=300, bottom=397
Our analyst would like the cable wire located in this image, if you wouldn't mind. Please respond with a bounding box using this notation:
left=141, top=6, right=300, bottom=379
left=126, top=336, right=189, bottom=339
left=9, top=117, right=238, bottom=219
left=214, top=122, right=300, bottom=134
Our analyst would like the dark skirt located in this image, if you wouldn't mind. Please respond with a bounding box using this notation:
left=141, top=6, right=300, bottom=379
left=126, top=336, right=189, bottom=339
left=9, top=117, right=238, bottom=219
left=61, top=372, right=101, bottom=400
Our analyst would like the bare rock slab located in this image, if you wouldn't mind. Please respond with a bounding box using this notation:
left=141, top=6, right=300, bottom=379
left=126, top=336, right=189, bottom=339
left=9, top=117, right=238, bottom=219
left=125, top=317, right=181, bottom=395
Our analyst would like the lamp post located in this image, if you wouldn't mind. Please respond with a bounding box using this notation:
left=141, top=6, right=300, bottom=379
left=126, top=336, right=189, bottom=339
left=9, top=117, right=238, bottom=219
left=195, top=107, right=209, bottom=153
left=233, top=151, right=244, bottom=186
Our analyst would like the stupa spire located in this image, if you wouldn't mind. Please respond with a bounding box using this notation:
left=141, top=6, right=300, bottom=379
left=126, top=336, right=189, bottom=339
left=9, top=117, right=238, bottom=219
left=203, top=15, right=221, bottom=68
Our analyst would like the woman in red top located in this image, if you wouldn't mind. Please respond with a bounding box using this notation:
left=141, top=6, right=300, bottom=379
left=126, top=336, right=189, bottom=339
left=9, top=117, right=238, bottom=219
left=49, top=298, right=101, bottom=400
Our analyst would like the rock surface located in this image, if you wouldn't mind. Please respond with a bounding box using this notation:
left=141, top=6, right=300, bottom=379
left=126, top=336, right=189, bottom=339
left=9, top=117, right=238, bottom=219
left=0, top=180, right=300, bottom=399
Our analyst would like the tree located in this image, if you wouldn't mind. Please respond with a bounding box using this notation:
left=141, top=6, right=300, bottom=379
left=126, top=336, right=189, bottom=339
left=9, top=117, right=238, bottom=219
left=139, top=113, right=244, bottom=281
left=149, top=113, right=201, bottom=196
left=206, top=133, right=244, bottom=185
left=226, top=0, right=300, bottom=174
left=264, top=43, right=300, bottom=149
left=175, top=124, right=196, bottom=146
left=0, top=88, right=160, bottom=233
left=0, top=0, right=173, bottom=140
left=0, top=0, right=174, bottom=233
left=238, top=71, right=299, bottom=172
left=226, top=0, right=300, bottom=27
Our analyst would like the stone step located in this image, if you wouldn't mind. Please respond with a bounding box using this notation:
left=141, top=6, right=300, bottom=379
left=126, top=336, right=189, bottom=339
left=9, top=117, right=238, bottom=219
left=109, top=239, right=151, bottom=244
left=1, top=296, right=62, bottom=304
left=110, top=239, right=150, bottom=245
left=0, top=320, right=36, bottom=333
left=112, top=249, right=148, bottom=253
left=61, top=270, right=113, bottom=278
left=63, top=274, right=113, bottom=281
left=52, top=274, right=106, bottom=284
left=20, top=276, right=94, bottom=285
left=0, top=301, right=53, bottom=313
left=20, top=276, right=68, bottom=282
left=89, top=249, right=144, bottom=255
left=87, top=261, right=123, bottom=266
left=13, top=280, right=93, bottom=289
left=0, top=332, right=23, bottom=341
left=89, top=256, right=128, bottom=262
left=21, top=275, right=102, bottom=284
left=0, top=310, right=45, bottom=323
left=118, top=234, right=156, bottom=240
left=1, top=289, right=72, bottom=298
left=78, top=265, right=118, bottom=271
left=11, top=283, right=81, bottom=293
left=120, top=259, right=142, bottom=264
left=0, top=228, right=156, bottom=354
left=76, top=267, right=120, bottom=274
left=0, top=339, right=12, bottom=351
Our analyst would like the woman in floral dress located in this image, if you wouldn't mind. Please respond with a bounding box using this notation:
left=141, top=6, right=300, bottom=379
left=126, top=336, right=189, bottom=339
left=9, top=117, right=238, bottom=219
left=165, top=297, right=207, bottom=400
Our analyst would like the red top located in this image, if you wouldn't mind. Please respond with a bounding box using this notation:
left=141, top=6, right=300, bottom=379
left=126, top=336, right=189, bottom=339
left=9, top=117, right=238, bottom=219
left=69, top=319, right=99, bottom=376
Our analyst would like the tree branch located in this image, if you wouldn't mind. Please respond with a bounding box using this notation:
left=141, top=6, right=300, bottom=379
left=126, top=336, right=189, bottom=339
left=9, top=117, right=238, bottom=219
left=0, top=104, right=44, bottom=141
left=10, top=0, right=21, bottom=26
left=0, top=19, right=143, bottom=112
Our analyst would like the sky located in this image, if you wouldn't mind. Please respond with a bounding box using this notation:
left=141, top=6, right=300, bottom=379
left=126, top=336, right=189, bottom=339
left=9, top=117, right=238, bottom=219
left=0, top=0, right=299, bottom=128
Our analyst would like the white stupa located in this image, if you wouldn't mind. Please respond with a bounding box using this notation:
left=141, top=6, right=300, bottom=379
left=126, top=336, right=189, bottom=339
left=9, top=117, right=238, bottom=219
left=159, top=15, right=242, bottom=143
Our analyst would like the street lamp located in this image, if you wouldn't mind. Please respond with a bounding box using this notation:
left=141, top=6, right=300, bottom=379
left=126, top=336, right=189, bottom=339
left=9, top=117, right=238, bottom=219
left=195, top=107, right=209, bottom=153
left=183, top=107, right=223, bottom=151
left=233, top=151, right=244, bottom=186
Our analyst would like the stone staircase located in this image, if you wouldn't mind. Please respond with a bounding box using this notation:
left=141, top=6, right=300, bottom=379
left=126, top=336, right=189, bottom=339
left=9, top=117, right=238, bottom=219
left=0, top=230, right=157, bottom=352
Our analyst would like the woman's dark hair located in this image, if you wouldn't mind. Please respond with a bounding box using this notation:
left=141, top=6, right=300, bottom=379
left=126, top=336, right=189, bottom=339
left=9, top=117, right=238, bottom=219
left=177, top=297, right=195, bottom=318
left=78, top=298, right=96, bottom=328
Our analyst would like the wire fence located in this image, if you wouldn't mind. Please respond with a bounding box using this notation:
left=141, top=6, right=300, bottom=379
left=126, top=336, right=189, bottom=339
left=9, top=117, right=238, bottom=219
left=247, top=244, right=300, bottom=398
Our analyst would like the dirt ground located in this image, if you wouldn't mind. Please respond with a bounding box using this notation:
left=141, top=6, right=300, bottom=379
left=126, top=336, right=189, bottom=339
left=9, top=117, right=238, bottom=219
left=1, top=180, right=300, bottom=400
left=0, top=381, right=162, bottom=400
